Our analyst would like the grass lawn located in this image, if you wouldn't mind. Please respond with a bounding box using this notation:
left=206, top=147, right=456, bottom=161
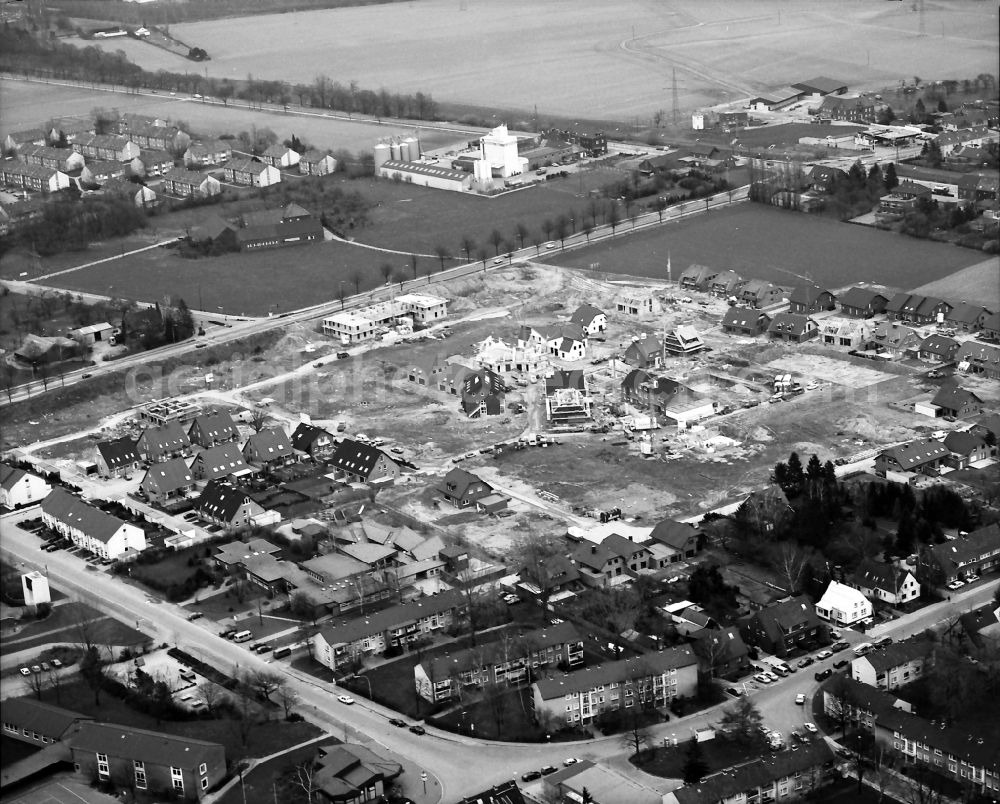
left=548, top=203, right=986, bottom=292
left=0, top=601, right=102, bottom=648
left=127, top=545, right=213, bottom=591
left=15, top=682, right=321, bottom=762
left=637, top=735, right=762, bottom=779
left=8, top=618, right=150, bottom=655
left=810, top=778, right=903, bottom=804
left=429, top=686, right=581, bottom=743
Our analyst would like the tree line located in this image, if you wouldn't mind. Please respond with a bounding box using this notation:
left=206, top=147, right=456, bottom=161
left=0, top=27, right=440, bottom=123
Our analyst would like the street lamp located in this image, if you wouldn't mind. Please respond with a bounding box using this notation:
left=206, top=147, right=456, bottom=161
left=420, top=771, right=428, bottom=795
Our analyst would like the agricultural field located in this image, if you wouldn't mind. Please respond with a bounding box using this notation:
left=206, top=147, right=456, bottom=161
left=548, top=203, right=989, bottom=292
left=75, top=0, right=999, bottom=119
left=0, top=78, right=473, bottom=155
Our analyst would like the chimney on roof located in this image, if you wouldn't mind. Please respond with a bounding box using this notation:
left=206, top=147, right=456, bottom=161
left=591, top=545, right=597, bottom=554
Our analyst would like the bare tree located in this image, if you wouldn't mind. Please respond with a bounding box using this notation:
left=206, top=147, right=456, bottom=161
left=199, top=678, right=228, bottom=718
left=433, top=245, right=451, bottom=272
left=249, top=409, right=270, bottom=433
left=379, top=262, right=393, bottom=284
left=293, top=761, right=318, bottom=803
left=514, top=222, right=529, bottom=249
left=247, top=668, right=283, bottom=706
left=349, top=268, right=363, bottom=295
left=621, top=712, right=652, bottom=762
left=771, top=542, right=811, bottom=594
left=46, top=667, right=65, bottom=705
left=25, top=670, right=49, bottom=701
left=231, top=690, right=261, bottom=749
left=459, top=235, right=476, bottom=262
left=488, top=228, right=504, bottom=256
left=275, top=681, right=300, bottom=719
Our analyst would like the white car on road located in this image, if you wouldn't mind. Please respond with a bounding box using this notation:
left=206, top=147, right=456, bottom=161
left=816, top=650, right=833, bottom=660
left=803, top=722, right=818, bottom=734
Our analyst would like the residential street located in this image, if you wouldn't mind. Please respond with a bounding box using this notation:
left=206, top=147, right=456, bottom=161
left=3, top=509, right=997, bottom=800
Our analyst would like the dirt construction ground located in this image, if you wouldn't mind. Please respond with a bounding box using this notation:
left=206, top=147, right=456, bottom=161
left=8, top=264, right=993, bottom=559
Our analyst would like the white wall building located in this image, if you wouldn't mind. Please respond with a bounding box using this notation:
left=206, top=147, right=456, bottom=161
left=322, top=295, right=448, bottom=343
left=815, top=580, right=873, bottom=626
left=377, top=160, right=473, bottom=192
left=0, top=464, right=52, bottom=509
left=480, top=124, right=526, bottom=179
left=21, top=571, right=51, bottom=608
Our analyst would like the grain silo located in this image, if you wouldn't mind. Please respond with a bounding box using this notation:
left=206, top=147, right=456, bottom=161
left=373, top=142, right=391, bottom=169
left=390, top=139, right=402, bottom=161
left=402, top=136, right=418, bottom=161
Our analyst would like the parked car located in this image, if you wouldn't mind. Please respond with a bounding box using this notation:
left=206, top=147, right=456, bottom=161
left=815, top=669, right=832, bottom=681
left=19, top=667, right=30, bottom=676
left=50, top=659, right=63, bottom=668
left=408, top=724, right=426, bottom=735
left=831, top=641, right=850, bottom=652
left=563, top=758, right=580, bottom=766
left=833, top=659, right=849, bottom=669
left=795, top=693, right=806, bottom=705
left=803, top=722, right=818, bottom=734
left=187, top=612, right=203, bottom=621
left=521, top=770, right=542, bottom=782
left=797, top=657, right=814, bottom=669
left=754, top=673, right=771, bottom=684
left=337, top=352, right=350, bottom=360
left=947, top=580, right=965, bottom=591
left=31, top=665, right=42, bottom=674
left=541, top=765, right=558, bottom=775
left=966, top=573, right=979, bottom=583
left=337, top=695, right=355, bottom=705
left=725, top=687, right=743, bottom=697
left=389, top=718, right=407, bottom=728
left=816, top=649, right=833, bottom=660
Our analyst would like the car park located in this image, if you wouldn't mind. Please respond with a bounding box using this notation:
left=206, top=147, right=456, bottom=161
left=803, top=722, right=818, bottom=734
left=389, top=718, right=407, bottom=728
left=816, top=650, right=833, bottom=660
left=815, top=669, right=832, bottom=681
left=795, top=693, right=806, bottom=705
left=337, top=695, right=355, bottom=705
left=408, top=724, right=426, bottom=735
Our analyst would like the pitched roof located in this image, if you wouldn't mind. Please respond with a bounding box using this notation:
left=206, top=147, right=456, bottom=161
left=290, top=422, right=333, bottom=452
left=423, top=621, right=583, bottom=678
left=649, top=519, right=701, bottom=550
left=244, top=427, right=292, bottom=460
left=751, top=595, right=820, bottom=639
left=67, top=721, right=224, bottom=769
left=0, top=699, right=92, bottom=738
left=831, top=678, right=999, bottom=772
left=924, top=523, right=1000, bottom=570
left=317, top=589, right=466, bottom=646
left=838, top=287, right=887, bottom=309
left=329, top=438, right=394, bottom=479
left=792, top=76, right=847, bottom=94
left=858, top=637, right=932, bottom=673
left=437, top=467, right=491, bottom=499
left=626, top=336, right=662, bottom=359
left=670, top=742, right=835, bottom=804
left=534, top=647, right=697, bottom=700
left=570, top=303, right=605, bottom=327
left=137, top=422, right=190, bottom=453
left=931, top=384, right=982, bottom=409
left=163, top=167, right=217, bottom=186
left=40, top=488, right=133, bottom=544
left=946, top=302, right=989, bottom=325
left=459, top=780, right=527, bottom=804
left=879, top=440, right=950, bottom=469
left=850, top=559, right=911, bottom=593
left=0, top=463, right=28, bottom=491
left=767, top=312, right=815, bottom=336
left=919, top=335, right=959, bottom=355
left=97, top=437, right=140, bottom=471
left=957, top=341, right=1000, bottom=366
left=227, top=157, right=270, bottom=175
left=545, top=368, right=586, bottom=393
left=301, top=149, right=335, bottom=164
left=722, top=307, right=770, bottom=329
left=788, top=284, right=832, bottom=305
left=189, top=410, right=239, bottom=443
left=191, top=442, right=249, bottom=481
left=943, top=430, right=987, bottom=456
left=340, top=541, right=397, bottom=565
left=141, top=457, right=194, bottom=494
left=197, top=480, right=260, bottom=522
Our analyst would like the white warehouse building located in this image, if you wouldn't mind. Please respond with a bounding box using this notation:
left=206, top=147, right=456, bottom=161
left=376, top=160, right=473, bottom=192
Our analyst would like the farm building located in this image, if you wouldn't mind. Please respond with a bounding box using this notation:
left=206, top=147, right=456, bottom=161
left=68, top=322, right=113, bottom=346
left=236, top=204, right=322, bottom=251
left=376, top=160, right=473, bottom=192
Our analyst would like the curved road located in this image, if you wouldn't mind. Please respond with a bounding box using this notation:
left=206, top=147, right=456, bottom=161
left=6, top=510, right=995, bottom=800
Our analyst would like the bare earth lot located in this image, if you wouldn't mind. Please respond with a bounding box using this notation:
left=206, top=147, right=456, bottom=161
left=0, top=78, right=471, bottom=155
left=548, top=204, right=989, bottom=292
left=74, top=0, right=998, bottom=119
